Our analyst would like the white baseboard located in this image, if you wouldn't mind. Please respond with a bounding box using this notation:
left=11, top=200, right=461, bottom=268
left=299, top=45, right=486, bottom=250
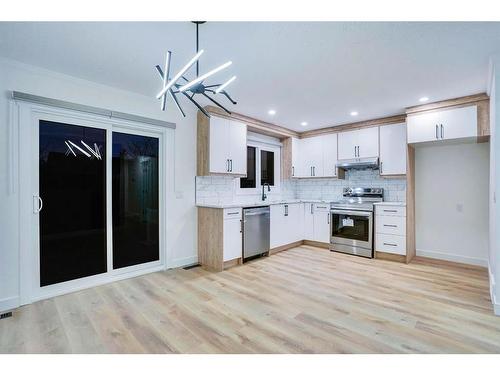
left=416, top=249, right=488, bottom=267
left=493, top=296, right=500, bottom=316
left=0, top=296, right=19, bottom=312
left=168, top=255, right=198, bottom=269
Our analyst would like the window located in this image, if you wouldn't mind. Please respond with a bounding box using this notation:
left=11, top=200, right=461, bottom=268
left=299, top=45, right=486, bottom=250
left=240, top=146, right=256, bottom=188
left=260, top=150, right=274, bottom=186
left=238, top=140, right=280, bottom=194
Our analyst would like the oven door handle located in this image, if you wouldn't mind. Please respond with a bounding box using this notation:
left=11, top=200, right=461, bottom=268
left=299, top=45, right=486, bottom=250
left=330, top=209, right=372, bottom=217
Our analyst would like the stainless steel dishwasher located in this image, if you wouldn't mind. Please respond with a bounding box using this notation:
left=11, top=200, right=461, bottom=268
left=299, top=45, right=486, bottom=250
left=242, top=206, right=270, bottom=261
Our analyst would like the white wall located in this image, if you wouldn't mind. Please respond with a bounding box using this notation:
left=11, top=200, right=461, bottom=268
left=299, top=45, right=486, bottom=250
left=415, top=142, right=490, bottom=266
left=0, top=58, right=198, bottom=311
left=489, top=55, right=500, bottom=315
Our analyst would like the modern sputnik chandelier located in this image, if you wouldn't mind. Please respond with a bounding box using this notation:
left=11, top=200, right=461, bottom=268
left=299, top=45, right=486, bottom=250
left=155, top=21, right=237, bottom=118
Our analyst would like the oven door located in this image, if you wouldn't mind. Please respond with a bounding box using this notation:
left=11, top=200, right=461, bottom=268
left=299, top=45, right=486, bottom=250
left=330, top=209, right=373, bottom=255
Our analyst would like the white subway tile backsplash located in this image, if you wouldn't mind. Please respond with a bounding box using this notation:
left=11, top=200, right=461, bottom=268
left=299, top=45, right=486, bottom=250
left=195, top=169, right=406, bottom=205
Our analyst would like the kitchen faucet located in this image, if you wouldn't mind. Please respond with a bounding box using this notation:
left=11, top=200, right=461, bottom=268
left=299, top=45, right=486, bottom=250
left=262, top=183, right=271, bottom=201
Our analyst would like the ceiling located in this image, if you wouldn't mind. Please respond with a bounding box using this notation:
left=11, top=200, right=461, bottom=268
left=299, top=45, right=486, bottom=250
left=1, top=22, right=500, bottom=131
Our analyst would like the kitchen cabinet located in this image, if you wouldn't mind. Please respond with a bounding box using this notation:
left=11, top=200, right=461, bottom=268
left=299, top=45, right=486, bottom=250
left=291, top=137, right=300, bottom=178
left=304, top=203, right=315, bottom=241
left=379, top=123, right=407, bottom=176
left=407, top=105, right=477, bottom=144
left=291, top=133, right=342, bottom=178
left=299, top=136, right=324, bottom=177
left=313, top=203, right=331, bottom=244
left=375, top=204, right=406, bottom=259
left=198, top=207, right=243, bottom=272
left=338, top=127, right=379, bottom=160
left=321, top=133, right=339, bottom=178
left=270, top=203, right=304, bottom=248
left=223, top=209, right=243, bottom=261
left=198, top=114, right=247, bottom=176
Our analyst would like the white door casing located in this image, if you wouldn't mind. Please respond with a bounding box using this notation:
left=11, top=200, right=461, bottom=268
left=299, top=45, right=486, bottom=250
left=16, top=101, right=173, bottom=305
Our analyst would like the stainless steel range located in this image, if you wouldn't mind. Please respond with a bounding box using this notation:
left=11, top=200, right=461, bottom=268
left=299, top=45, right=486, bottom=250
left=329, top=187, right=383, bottom=258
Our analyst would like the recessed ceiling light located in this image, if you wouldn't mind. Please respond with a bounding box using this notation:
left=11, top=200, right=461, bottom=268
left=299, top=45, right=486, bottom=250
left=301, top=121, right=308, bottom=126
left=419, top=96, right=429, bottom=102
left=350, top=111, right=358, bottom=116
left=268, top=109, right=276, bottom=116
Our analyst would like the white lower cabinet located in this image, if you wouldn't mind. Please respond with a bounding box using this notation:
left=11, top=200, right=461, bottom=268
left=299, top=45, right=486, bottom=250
left=313, top=204, right=331, bottom=244
left=270, top=203, right=304, bottom=248
left=375, top=204, right=406, bottom=256
left=223, top=208, right=242, bottom=261
left=304, top=203, right=315, bottom=241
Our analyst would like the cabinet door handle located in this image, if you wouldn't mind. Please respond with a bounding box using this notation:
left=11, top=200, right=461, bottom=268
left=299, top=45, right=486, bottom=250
left=440, top=124, right=444, bottom=139
left=284, top=204, right=288, bottom=216
left=383, top=242, right=398, bottom=247
left=435, top=124, right=439, bottom=139
left=310, top=166, right=313, bottom=176
left=230, top=159, right=233, bottom=172
left=380, top=161, right=383, bottom=174
left=226, top=159, right=230, bottom=172
left=240, top=219, right=243, bottom=233
left=292, top=166, right=295, bottom=176
left=327, top=213, right=330, bottom=224
left=310, top=203, right=314, bottom=214
left=313, top=166, right=315, bottom=176
left=383, top=209, right=398, bottom=213
left=354, top=146, right=357, bottom=157
left=383, top=224, right=397, bottom=227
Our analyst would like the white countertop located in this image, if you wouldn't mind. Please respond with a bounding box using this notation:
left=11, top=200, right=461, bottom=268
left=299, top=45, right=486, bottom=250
left=196, top=199, right=328, bottom=209
left=373, top=202, right=406, bottom=207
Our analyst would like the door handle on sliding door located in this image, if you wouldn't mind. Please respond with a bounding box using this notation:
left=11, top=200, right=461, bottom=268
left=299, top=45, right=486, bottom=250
left=33, top=194, right=43, bottom=214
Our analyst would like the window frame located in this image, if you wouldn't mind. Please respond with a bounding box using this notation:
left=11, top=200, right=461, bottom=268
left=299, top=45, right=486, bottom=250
left=235, top=139, right=281, bottom=196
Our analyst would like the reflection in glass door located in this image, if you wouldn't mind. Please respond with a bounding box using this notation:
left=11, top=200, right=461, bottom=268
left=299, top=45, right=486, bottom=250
left=112, top=132, right=159, bottom=269
left=39, top=120, right=107, bottom=286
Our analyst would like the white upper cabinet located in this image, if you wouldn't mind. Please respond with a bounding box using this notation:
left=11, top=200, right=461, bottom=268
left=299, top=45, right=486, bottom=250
left=321, top=133, right=339, bottom=177
left=300, top=136, right=324, bottom=177
left=338, top=127, right=379, bottom=160
left=357, top=127, right=379, bottom=158
left=379, top=123, right=407, bottom=176
left=291, top=137, right=301, bottom=178
left=209, top=117, right=230, bottom=174
left=292, top=133, right=339, bottom=178
left=338, top=129, right=358, bottom=160
left=228, top=120, right=247, bottom=175
left=209, top=117, right=247, bottom=175
left=407, top=105, right=477, bottom=144
left=440, top=106, right=477, bottom=141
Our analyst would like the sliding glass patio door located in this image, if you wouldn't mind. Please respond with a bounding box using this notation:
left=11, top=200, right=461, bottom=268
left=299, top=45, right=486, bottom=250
left=37, top=119, right=161, bottom=288
left=112, top=132, right=159, bottom=269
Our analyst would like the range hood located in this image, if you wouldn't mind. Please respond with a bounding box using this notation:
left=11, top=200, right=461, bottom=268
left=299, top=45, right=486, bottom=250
left=336, top=157, right=379, bottom=170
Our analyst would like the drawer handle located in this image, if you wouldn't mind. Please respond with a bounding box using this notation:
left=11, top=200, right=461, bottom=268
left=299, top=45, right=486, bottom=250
left=227, top=212, right=239, bottom=215
left=383, top=242, right=397, bottom=247
left=383, top=224, right=397, bottom=227
left=317, top=206, right=327, bottom=209
left=383, top=209, right=398, bottom=213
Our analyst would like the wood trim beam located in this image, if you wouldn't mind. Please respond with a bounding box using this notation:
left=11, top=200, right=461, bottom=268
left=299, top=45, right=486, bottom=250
left=299, top=114, right=407, bottom=139
left=204, top=105, right=299, bottom=139
left=405, top=93, right=489, bottom=115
